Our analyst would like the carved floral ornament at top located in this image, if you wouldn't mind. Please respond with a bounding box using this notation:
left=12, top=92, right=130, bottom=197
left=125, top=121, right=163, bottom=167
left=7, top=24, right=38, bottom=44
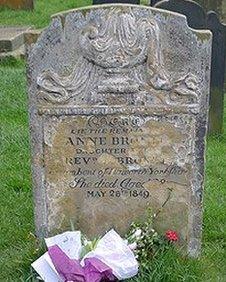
left=37, top=8, right=200, bottom=106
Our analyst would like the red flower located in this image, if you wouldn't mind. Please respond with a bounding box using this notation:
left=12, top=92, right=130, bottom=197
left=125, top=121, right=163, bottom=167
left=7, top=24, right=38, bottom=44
left=165, top=230, right=179, bottom=242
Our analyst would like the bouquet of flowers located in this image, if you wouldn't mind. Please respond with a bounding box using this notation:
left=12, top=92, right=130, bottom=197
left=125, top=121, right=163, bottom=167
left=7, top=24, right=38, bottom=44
left=32, top=211, right=179, bottom=282
left=32, top=229, right=139, bottom=282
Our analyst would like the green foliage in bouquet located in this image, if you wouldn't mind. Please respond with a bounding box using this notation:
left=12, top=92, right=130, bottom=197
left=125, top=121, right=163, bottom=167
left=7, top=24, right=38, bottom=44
left=126, top=208, right=169, bottom=267
left=80, top=237, right=100, bottom=259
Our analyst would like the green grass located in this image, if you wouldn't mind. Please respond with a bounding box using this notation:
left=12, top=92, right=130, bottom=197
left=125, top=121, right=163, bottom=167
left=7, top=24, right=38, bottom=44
left=0, top=1, right=226, bottom=281
left=0, top=0, right=92, bottom=28
left=0, top=0, right=150, bottom=29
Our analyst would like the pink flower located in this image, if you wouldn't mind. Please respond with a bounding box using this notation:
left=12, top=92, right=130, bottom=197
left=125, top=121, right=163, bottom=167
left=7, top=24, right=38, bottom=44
left=165, top=230, right=179, bottom=242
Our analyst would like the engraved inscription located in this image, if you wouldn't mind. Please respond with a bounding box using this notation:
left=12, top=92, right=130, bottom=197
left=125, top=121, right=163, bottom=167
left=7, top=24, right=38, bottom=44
left=44, top=115, right=193, bottom=240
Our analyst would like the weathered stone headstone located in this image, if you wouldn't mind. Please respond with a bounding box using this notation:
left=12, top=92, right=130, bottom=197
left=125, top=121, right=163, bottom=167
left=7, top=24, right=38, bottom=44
left=195, top=0, right=226, bottom=23
left=93, top=0, right=139, bottom=4
left=153, top=0, right=206, bottom=29
left=27, top=5, right=211, bottom=256
left=152, top=0, right=226, bottom=134
left=207, top=11, right=226, bottom=134
left=152, top=0, right=226, bottom=22
left=0, top=0, right=33, bottom=10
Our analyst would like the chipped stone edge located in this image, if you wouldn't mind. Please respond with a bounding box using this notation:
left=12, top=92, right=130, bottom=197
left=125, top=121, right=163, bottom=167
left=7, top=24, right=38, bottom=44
left=187, top=34, right=212, bottom=258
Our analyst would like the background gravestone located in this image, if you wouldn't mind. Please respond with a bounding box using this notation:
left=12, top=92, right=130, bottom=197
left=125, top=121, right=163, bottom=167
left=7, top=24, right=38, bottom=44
left=153, top=0, right=226, bottom=134
left=197, top=0, right=226, bottom=22
left=151, top=0, right=226, bottom=21
left=151, top=0, right=226, bottom=23
left=27, top=4, right=211, bottom=257
left=93, top=0, right=139, bottom=4
left=152, top=0, right=206, bottom=29
left=0, top=0, right=33, bottom=10
left=207, top=11, right=226, bottom=134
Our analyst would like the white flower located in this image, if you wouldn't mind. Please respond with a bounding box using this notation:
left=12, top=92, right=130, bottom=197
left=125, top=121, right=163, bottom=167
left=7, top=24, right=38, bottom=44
left=134, top=229, right=142, bottom=239
left=129, top=242, right=137, bottom=251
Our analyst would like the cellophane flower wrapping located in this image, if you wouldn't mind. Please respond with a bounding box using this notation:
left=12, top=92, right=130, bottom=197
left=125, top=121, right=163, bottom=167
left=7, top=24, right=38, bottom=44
left=32, top=229, right=139, bottom=282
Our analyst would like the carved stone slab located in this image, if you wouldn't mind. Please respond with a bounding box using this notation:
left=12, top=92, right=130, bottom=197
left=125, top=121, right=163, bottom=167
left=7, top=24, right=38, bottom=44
left=27, top=4, right=211, bottom=257
left=152, top=0, right=226, bottom=134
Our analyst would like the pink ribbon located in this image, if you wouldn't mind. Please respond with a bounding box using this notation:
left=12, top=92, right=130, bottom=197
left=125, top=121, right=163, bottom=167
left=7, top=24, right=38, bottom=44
left=48, top=245, right=117, bottom=282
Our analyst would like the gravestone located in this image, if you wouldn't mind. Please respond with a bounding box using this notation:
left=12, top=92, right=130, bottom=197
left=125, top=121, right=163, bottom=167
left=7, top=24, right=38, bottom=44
left=196, top=0, right=226, bottom=22
left=152, top=0, right=206, bottom=29
left=0, top=0, right=33, bottom=10
left=151, top=0, right=226, bottom=22
left=27, top=4, right=211, bottom=256
left=93, top=0, right=139, bottom=4
left=152, top=0, right=226, bottom=134
left=207, top=11, right=226, bottom=134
